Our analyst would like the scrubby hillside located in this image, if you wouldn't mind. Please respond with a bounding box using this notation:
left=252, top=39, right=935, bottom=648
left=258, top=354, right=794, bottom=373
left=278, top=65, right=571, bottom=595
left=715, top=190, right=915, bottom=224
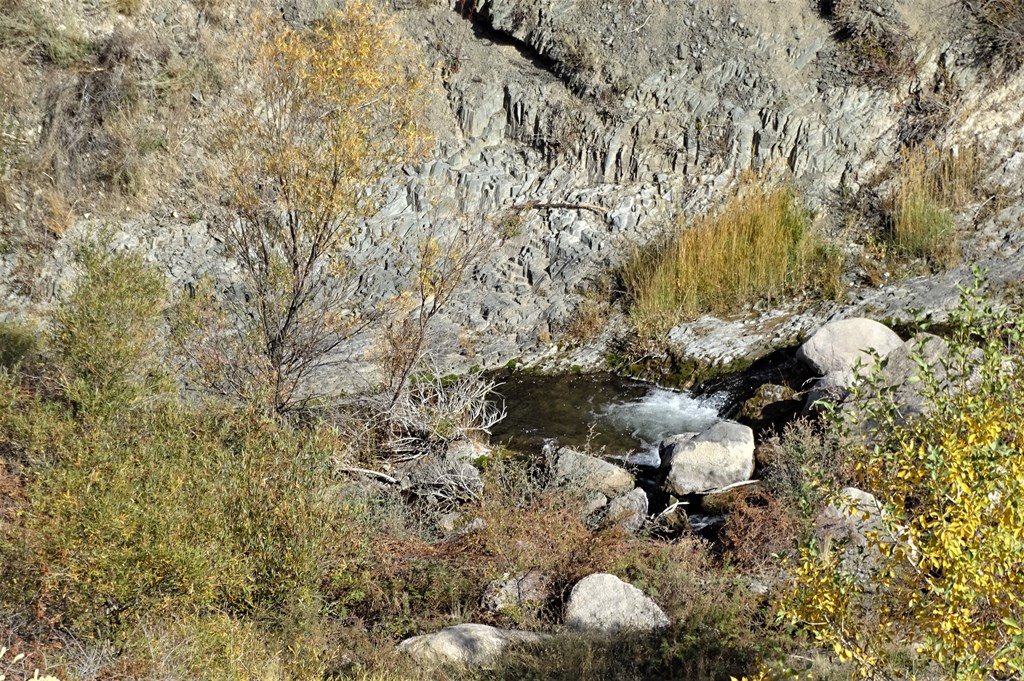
left=1, top=0, right=1024, bottom=678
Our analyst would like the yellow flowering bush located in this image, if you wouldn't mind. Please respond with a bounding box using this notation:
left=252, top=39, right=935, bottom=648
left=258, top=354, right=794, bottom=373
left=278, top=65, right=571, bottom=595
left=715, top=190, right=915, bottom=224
left=783, top=272, right=1024, bottom=679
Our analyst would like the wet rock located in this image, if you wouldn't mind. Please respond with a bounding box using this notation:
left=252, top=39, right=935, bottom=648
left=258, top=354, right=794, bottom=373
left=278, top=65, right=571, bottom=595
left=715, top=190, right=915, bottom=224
left=397, top=623, right=549, bottom=667
left=661, top=420, right=755, bottom=496
left=549, top=447, right=634, bottom=497
left=564, top=573, right=670, bottom=633
left=797, top=318, right=903, bottom=376
left=739, top=383, right=801, bottom=431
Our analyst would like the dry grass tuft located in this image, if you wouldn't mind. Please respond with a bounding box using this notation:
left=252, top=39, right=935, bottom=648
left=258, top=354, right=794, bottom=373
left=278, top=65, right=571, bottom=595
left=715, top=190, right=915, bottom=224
left=622, top=183, right=841, bottom=334
left=964, top=0, right=1024, bottom=65
left=888, top=141, right=981, bottom=269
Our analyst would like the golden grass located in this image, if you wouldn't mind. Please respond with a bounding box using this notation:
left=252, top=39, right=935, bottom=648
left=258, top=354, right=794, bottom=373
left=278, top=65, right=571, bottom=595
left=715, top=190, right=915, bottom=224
left=889, top=142, right=980, bottom=269
left=622, top=184, right=841, bottom=333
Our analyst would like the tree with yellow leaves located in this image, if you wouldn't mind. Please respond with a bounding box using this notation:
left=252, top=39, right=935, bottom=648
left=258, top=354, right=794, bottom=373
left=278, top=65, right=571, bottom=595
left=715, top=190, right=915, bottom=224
left=783, top=271, right=1024, bottom=680
left=182, top=3, right=432, bottom=412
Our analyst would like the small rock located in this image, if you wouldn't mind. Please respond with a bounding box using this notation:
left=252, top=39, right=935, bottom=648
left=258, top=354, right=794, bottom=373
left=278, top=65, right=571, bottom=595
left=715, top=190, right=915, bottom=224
left=481, top=570, right=552, bottom=614
left=447, top=439, right=492, bottom=463
left=804, top=369, right=855, bottom=412
left=815, top=487, right=886, bottom=580
left=565, top=573, right=670, bottom=633
left=605, top=487, right=648, bottom=534
left=397, top=451, right=484, bottom=506
left=550, top=448, right=634, bottom=497
left=397, top=623, right=548, bottom=667
left=582, top=490, right=609, bottom=515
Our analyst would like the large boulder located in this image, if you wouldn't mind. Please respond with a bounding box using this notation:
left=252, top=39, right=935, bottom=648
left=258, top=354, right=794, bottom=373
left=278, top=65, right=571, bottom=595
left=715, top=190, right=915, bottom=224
left=661, top=420, right=755, bottom=496
left=397, top=623, right=548, bottom=667
left=565, top=573, right=670, bottom=633
left=797, top=318, right=903, bottom=375
left=843, top=332, right=950, bottom=425
left=549, top=447, right=634, bottom=497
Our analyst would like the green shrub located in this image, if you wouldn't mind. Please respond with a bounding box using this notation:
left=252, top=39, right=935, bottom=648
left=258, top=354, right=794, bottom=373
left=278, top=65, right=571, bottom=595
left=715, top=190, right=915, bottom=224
left=759, top=418, right=855, bottom=522
left=0, top=391, right=350, bottom=637
left=0, top=320, right=36, bottom=370
left=50, top=241, right=168, bottom=413
left=622, top=184, right=839, bottom=333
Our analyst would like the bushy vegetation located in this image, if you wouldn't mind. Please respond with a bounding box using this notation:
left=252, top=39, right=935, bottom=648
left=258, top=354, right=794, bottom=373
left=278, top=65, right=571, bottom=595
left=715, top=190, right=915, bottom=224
left=964, top=0, right=1024, bottom=66
left=782, top=276, right=1024, bottom=679
left=821, top=0, right=917, bottom=87
left=622, top=183, right=842, bottom=333
left=0, top=240, right=799, bottom=680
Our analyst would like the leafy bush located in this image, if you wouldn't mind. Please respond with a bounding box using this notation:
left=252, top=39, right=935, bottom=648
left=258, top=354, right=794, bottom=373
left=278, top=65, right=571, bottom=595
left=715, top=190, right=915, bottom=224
left=759, top=418, right=856, bottom=522
left=191, top=4, right=431, bottom=413
left=49, top=241, right=168, bottom=413
left=622, top=183, right=840, bottom=333
left=782, top=275, right=1024, bottom=679
left=0, top=388, right=351, bottom=638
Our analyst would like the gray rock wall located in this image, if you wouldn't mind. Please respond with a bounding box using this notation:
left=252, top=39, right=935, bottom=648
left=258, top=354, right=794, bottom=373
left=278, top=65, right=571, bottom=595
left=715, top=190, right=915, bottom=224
left=12, top=0, right=1024, bottom=393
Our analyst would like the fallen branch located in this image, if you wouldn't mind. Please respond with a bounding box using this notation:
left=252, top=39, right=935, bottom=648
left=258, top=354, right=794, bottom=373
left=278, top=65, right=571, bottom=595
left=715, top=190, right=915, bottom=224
left=337, top=466, right=398, bottom=484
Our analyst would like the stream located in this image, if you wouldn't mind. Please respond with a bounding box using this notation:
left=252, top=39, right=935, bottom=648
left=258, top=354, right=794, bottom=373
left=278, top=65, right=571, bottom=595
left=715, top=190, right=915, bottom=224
left=488, top=372, right=727, bottom=466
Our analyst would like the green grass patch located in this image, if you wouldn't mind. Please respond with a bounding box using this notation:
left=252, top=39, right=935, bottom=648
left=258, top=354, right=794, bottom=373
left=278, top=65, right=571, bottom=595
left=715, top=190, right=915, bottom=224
left=0, top=1, right=96, bottom=66
left=622, top=184, right=841, bottom=334
left=888, top=142, right=980, bottom=270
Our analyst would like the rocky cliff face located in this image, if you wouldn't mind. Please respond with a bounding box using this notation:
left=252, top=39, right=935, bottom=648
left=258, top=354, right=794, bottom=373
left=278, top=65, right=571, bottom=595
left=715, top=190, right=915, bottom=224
left=16, top=0, right=1024, bottom=391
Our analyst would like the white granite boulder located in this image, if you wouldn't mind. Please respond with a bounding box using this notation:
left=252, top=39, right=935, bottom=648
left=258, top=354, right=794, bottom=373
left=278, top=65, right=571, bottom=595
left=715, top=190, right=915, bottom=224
left=661, top=420, right=755, bottom=495
left=550, top=447, right=635, bottom=497
left=397, top=623, right=548, bottom=667
left=797, top=318, right=903, bottom=375
left=564, top=573, right=670, bottom=633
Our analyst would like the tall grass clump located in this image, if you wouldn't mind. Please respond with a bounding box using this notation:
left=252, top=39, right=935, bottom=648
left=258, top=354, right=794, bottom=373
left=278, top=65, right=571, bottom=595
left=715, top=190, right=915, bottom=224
left=888, top=142, right=980, bottom=269
left=622, top=184, right=839, bottom=333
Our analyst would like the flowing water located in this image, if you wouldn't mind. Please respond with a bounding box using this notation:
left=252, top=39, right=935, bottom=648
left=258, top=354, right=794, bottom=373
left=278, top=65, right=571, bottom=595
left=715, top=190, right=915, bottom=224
left=488, top=372, right=726, bottom=465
